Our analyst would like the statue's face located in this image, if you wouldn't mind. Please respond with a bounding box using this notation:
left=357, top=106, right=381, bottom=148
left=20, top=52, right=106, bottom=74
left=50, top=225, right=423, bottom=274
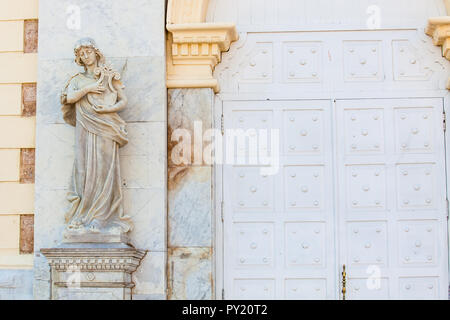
left=78, top=46, right=97, bottom=66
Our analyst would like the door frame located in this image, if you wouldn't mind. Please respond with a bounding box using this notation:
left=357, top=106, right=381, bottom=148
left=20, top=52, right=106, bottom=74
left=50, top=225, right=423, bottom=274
left=214, top=91, right=450, bottom=300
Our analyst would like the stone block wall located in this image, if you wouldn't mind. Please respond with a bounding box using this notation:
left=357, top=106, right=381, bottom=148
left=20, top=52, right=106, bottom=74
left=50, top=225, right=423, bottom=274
left=0, top=0, right=38, bottom=300
left=33, top=0, right=167, bottom=300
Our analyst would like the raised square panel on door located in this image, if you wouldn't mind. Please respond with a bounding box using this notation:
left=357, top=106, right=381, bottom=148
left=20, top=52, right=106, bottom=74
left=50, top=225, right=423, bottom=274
left=343, top=41, right=383, bottom=82
left=233, top=279, right=275, bottom=300
left=285, top=279, right=327, bottom=299
left=344, top=108, right=385, bottom=154
left=232, top=166, right=274, bottom=212
left=285, top=222, right=326, bottom=268
left=347, top=278, right=389, bottom=300
left=239, top=42, right=273, bottom=83
left=347, top=221, right=388, bottom=266
left=394, top=107, right=434, bottom=153
left=396, top=163, right=436, bottom=210
left=283, top=42, right=322, bottom=83
left=231, top=110, right=274, bottom=164
left=283, top=109, right=324, bottom=154
left=233, top=222, right=275, bottom=268
left=398, top=220, right=438, bottom=266
left=346, top=165, right=387, bottom=212
left=284, top=165, right=325, bottom=212
left=398, top=277, right=438, bottom=300
left=392, top=40, right=433, bottom=81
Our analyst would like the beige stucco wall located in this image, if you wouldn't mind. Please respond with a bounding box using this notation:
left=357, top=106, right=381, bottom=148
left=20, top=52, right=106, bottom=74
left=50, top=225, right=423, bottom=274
left=0, top=0, right=38, bottom=269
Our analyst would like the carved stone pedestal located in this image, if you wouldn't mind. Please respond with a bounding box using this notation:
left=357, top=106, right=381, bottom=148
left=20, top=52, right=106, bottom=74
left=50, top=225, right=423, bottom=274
left=41, top=244, right=145, bottom=300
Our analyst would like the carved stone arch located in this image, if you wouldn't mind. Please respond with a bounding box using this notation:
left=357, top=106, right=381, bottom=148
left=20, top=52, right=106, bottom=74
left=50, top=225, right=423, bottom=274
left=166, top=0, right=238, bottom=92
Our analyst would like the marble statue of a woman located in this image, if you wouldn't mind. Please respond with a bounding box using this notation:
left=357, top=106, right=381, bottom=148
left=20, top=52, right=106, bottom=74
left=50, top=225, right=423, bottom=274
left=60, top=38, right=132, bottom=241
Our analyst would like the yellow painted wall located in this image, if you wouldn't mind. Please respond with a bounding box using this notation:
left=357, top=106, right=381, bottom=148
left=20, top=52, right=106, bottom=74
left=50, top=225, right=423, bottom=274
left=0, top=0, right=38, bottom=269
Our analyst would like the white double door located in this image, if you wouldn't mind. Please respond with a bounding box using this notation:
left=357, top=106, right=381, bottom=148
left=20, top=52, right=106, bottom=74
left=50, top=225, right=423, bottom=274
left=222, top=98, right=448, bottom=299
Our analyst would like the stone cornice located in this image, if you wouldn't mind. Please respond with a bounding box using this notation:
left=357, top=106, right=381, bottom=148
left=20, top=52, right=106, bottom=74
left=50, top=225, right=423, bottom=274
left=166, top=23, right=238, bottom=93
left=41, top=247, right=146, bottom=273
left=426, top=16, right=450, bottom=88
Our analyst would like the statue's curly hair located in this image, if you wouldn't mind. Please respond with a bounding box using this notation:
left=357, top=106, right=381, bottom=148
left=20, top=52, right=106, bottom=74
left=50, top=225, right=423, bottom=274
left=73, top=37, right=105, bottom=69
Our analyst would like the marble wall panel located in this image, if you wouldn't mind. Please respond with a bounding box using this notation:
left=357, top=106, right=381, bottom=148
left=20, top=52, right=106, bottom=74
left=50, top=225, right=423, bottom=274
left=0, top=269, right=34, bottom=300
left=132, top=251, right=166, bottom=300
left=168, top=247, right=212, bottom=300
left=168, top=166, right=212, bottom=247
left=38, top=0, right=165, bottom=60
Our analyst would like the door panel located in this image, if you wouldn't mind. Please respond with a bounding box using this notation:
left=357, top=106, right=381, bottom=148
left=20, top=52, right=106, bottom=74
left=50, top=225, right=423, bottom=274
left=223, top=100, right=336, bottom=299
left=336, top=98, right=448, bottom=300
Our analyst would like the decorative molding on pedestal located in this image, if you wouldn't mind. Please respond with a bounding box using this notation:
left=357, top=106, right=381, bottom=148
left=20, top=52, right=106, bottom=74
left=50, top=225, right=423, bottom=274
left=426, top=16, right=450, bottom=88
left=166, top=0, right=238, bottom=93
left=41, top=246, right=145, bottom=300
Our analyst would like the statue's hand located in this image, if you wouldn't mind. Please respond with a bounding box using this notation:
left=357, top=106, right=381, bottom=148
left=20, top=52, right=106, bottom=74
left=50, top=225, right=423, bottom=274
left=85, top=80, right=105, bottom=94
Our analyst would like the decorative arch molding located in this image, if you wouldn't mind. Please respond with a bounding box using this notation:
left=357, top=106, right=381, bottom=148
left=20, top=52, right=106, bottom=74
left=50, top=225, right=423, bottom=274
left=166, top=0, right=238, bottom=92
left=426, top=0, right=450, bottom=88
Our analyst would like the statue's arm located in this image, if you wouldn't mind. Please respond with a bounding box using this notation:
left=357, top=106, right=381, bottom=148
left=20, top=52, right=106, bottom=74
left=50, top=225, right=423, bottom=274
left=66, top=79, right=104, bottom=104
left=66, top=85, right=90, bottom=104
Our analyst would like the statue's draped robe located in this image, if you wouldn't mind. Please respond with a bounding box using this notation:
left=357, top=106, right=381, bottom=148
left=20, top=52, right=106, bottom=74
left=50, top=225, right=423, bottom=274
left=61, top=74, right=132, bottom=232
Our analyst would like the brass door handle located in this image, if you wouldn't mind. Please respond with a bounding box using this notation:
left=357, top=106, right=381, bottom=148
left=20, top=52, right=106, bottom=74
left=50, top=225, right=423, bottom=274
left=341, top=264, right=347, bottom=300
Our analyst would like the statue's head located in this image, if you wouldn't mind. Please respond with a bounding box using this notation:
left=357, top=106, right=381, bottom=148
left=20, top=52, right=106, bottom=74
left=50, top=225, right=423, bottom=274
left=74, top=37, right=105, bottom=69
